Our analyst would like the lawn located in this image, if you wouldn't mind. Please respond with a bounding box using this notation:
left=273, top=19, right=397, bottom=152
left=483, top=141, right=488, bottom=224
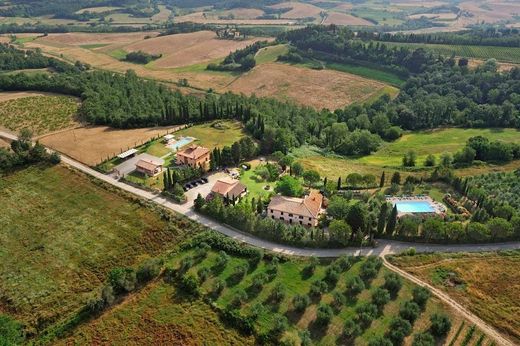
left=0, top=164, right=196, bottom=335
left=379, top=41, right=520, bottom=64
left=150, top=236, right=468, bottom=346
left=356, top=128, right=520, bottom=168
left=239, top=160, right=275, bottom=200
left=174, top=120, right=247, bottom=151
left=0, top=95, right=80, bottom=136
left=389, top=251, right=520, bottom=344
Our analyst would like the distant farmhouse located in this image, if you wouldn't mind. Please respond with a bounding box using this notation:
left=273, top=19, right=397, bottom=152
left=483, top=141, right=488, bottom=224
left=176, top=145, right=210, bottom=171
left=216, top=27, right=243, bottom=40
left=267, top=191, right=324, bottom=227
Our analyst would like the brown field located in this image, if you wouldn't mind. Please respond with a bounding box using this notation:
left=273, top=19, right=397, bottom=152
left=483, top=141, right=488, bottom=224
left=36, top=32, right=160, bottom=47
left=213, top=8, right=265, bottom=19
left=324, top=12, right=375, bottom=26
left=226, top=62, right=386, bottom=110
left=174, top=11, right=296, bottom=25
left=75, top=6, right=121, bottom=14
left=0, top=35, right=10, bottom=43
left=390, top=251, right=520, bottom=344
left=0, top=91, right=65, bottom=103
left=271, top=2, right=323, bottom=19
left=0, top=138, right=10, bottom=148
left=122, top=30, right=269, bottom=69
left=151, top=5, right=172, bottom=22
left=39, top=125, right=183, bottom=166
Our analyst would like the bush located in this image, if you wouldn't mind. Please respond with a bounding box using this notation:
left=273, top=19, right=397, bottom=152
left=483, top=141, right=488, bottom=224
left=212, top=278, right=226, bottom=297
left=310, top=280, right=328, bottom=297
left=412, top=332, right=435, bottom=346
left=343, top=318, right=362, bottom=338
left=231, top=289, right=248, bottom=308
left=324, top=265, right=341, bottom=286
left=179, top=274, right=199, bottom=296
left=292, top=294, right=310, bottom=312
left=383, top=272, right=402, bottom=298
left=369, top=336, right=393, bottom=346
left=412, top=286, right=431, bottom=309
left=332, top=291, right=346, bottom=308
left=360, top=257, right=382, bottom=283
left=346, top=275, right=365, bottom=296
left=230, top=263, right=249, bottom=283
left=272, top=315, right=289, bottom=338
left=136, top=258, right=162, bottom=284
left=399, top=301, right=421, bottom=322
left=250, top=272, right=268, bottom=292
left=108, top=267, right=137, bottom=293
left=430, top=313, right=452, bottom=338
left=269, top=282, right=286, bottom=303
left=316, top=304, right=334, bottom=326
left=387, top=316, right=412, bottom=345
left=212, top=251, right=230, bottom=273
left=355, top=303, right=378, bottom=327
left=179, top=256, right=194, bottom=274
left=197, top=267, right=210, bottom=283
left=335, top=255, right=354, bottom=271
left=372, top=288, right=390, bottom=310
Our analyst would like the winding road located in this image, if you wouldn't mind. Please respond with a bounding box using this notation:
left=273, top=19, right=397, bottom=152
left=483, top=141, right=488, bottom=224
left=1, top=130, right=519, bottom=345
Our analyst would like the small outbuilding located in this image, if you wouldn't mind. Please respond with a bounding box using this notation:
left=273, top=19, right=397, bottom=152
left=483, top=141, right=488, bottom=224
left=135, top=159, right=163, bottom=177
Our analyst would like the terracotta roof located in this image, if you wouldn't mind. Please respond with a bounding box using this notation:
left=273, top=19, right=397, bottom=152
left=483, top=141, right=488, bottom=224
left=211, top=178, right=247, bottom=199
left=136, top=159, right=161, bottom=171
left=177, top=145, right=209, bottom=159
left=268, top=191, right=323, bottom=218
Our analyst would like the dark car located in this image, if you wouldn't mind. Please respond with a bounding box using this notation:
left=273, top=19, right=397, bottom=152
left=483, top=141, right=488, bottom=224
left=197, top=179, right=205, bottom=184
left=191, top=181, right=199, bottom=187
left=184, top=183, right=192, bottom=190
left=201, top=177, right=208, bottom=183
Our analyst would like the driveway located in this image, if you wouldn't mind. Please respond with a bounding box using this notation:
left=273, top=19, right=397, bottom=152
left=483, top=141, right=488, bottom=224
left=184, top=171, right=228, bottom=207
left=111, top=153, right=164, bottom=178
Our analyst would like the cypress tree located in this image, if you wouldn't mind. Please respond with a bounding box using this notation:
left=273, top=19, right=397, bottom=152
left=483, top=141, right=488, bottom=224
left=164, top=169, right=170, bottom=191
left=386, top=205, right=398, bottom=236
left=380, top=171, right=385, bottom=188
left=377, top=203, right=389, bottom=235
left=257, top=197, right=264, bottom=214
left=337, top=177, right=342, bottom=190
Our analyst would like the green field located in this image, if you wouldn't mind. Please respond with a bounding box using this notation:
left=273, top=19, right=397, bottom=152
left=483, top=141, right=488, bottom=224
left=351, top=8, right=405, bottom=26
left=107, top=48, right=128, bottom=60
left=0, top=164, right=194, bottom=334
left=326, top=62, right=405, bottom=87
left=356, top=128, right=520, bottom=167
left=379, top=41, right=520, bottom=64
left=166, top=237, right=460, bottom=345
left=79, top=43, right=110, bottom=49
left=0, top=95, right=79, bottom=135
left=174, top=120, right=247, bottom=151
left=255, top=44, right=290, bottom=65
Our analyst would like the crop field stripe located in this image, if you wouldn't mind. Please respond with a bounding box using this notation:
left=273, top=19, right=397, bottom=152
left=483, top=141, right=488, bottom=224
left=378, top=41, right=520, bottom=64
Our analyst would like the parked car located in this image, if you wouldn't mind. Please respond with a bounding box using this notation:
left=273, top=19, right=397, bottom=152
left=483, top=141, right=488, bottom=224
left=197, top=179, right=205, bottom=184
left=201, top=177, right=208, bottom=183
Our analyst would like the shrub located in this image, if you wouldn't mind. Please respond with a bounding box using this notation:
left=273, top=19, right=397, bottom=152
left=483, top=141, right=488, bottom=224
left=412, top=332, right=435, bottom=346
left=346, top=275, right=365, bottom=296
left=372, top=288, right=391, bottom=310
left=335, top=255, right=354, bottom=271
left=197, top=267, right=210, bottom=283
left=387, top=316, right=412, bottom=345
left=325, top=265, right=341, bottom=286
left=302, top=256, right=319, bottom=276
left=212, top=278, right=226, bottom=297
left=356, top=303, right=378, bottom=327
left=332, top=291, right=346, bottom=308
left=316, top=304, right=334, bottom=326
left=212, top=251, right=230, bottom=272
left=399, top=301, right=421, bottom=322
left=369, top=336, right=393, bottom=346
left=179, top=274, right=199, bottom=296
left=231, top=289, right=248, bottom=308
left=179, top=256, right=194, bottom=274
left=194, top=242, right=210, bottom=259
left=383, top=272, right=402, bottom=298
left=292, top=294, right=310, bottom=312
left=108, top=267, right=137, bottom=293
left=310, top=279, right=328, bottom=297
left=299, top=329, right=312, bottom=346
left=430, top=313, right=452, bottom=338
left=230, top=263, right=249, bottom=283
left=250, top=272, right=268, bottom=292
left=136, top=258, right=162, bottom=284
left=272, top=316, right=289, bottom=337
left=343, top=318, right=362, bottom=338
left=360, top=257, right=382, bottom=283
left=269, top=283, right=286, bottom=303
left=412, top=286, right=431, bottom=309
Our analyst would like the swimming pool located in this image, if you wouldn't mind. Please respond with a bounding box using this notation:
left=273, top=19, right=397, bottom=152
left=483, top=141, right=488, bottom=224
left=394, top=201, right=435, bottom=213
left=167, top=137, right=194, bottom=151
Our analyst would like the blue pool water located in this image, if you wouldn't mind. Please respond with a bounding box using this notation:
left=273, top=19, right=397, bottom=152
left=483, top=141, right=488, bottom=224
left=167, top=137, right=194, bottom=151
left=394, top=201, right=435, bottom=213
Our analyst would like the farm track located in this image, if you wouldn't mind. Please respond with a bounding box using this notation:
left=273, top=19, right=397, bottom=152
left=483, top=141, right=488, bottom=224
left=1, top=130, right=519, bottom=346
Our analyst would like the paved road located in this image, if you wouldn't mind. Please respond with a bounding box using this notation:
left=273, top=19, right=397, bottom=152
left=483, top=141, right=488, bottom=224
left=3, top=130, right=519, bottom=346
left=2, top=130, right=520, bottom=258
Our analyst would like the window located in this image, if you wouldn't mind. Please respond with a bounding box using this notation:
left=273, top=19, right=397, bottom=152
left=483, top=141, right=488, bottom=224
left=308, top=223, right=312, bottom=226
left=299, top=221, right=302, bottom=225
left=271, top=216, right=274, bottom=219
left=279, top=217, right=284, bottom=221
left=289, top=213, right=293, bottom=217
left=299, top=215, right=303, bottom=219
left=270, top=209, right=274, bottom=213
left=281, top=212, right=284, bottom=215
left=308, top=217, right=312, bottom=221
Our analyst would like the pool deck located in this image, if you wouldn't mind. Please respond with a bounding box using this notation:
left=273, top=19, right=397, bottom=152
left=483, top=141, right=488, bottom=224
left=386, top=195, right=447, bottom=217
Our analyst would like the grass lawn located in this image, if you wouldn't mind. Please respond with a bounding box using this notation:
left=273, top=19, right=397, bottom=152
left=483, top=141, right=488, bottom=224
left=326, top=62, right=405, bottom=87
left=107, top=48, right=128, bottom=60
left=255, top=44, right=289, bottom=65
left=56, top=281, right=255, bottom=346
left=152, top=242, right=467, bottom=346
left=0, top=95, right=79, bottom=136
left=79, top=43, right=110, bottom=49
left=175, top=120, right=247, bottom=151
left=239, top=161, right=275, bottom=200
left=356, top=128, right=520, bottom=168
left=389, top=251, right=520, bottom=344
left=0, top=164, right=194, bottom=334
